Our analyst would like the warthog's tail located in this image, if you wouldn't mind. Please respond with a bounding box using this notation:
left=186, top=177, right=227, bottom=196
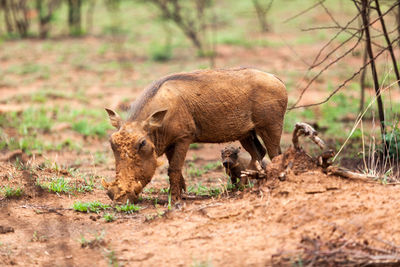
left=250, top=130, right=267, bottom=160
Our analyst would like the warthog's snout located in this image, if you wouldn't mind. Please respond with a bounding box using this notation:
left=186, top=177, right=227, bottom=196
left=106, top=185, right=138, bottom=203
left=102, top=179, right=140, bottom=204
left=222, top=159, right=234, bottom=168
left=106, top=186, right=117, bottom=201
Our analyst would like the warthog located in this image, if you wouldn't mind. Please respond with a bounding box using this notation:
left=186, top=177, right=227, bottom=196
left=221, top=145, right=267, bottom=187
left=103, top=67, right=287, bottom=202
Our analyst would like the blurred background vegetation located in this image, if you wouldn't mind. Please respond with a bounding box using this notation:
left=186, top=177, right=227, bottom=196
left=0, top=0, right=362, bottom=58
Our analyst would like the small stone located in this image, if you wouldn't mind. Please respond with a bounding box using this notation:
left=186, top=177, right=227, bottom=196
left=0, top=225, right=14, bottom=234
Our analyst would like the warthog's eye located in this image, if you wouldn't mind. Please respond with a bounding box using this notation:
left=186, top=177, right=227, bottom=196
left=138, top=139, right=146, bottom=151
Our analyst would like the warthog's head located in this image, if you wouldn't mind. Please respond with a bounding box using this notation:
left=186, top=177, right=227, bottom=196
left=102, top=108, right=166, bottom=203
left=221, top=146, right=241, bottom=169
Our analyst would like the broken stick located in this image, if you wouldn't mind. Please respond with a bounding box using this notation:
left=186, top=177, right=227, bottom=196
left=292, top=122, right=326, bottom=150
left=326, top=166, right=377, bottom=182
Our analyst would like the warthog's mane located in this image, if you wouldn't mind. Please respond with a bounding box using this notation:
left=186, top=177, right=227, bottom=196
left=128, top=73, right=199, bottom=121
left=127, top=67, right=259, bottom=121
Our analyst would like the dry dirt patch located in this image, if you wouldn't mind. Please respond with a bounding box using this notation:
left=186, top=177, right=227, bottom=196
left=2, top=155, right=400, bottom=266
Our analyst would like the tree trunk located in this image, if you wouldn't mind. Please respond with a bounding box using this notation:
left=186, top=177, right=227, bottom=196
left=252, top=0, right=272, bottom=32
left=359, top=42, right=367, bottom=113
left=68, top=0, right=82, bottom=36
left=375, top=0, right=400, bottom=91
left=360, top=0, right=386, bottom=152
left=1, top=0, right=13, bottom=34
left=398, top=3, right=400, bottom=51
left=9, top=0, right=29, bottom=37
left=36, top=0, right=58, bottom=38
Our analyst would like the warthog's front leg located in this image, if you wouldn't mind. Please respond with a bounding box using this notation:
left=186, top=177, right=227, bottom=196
left=166, top=140, right=191, bottom=201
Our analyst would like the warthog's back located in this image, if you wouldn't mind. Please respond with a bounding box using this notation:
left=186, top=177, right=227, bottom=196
left=129, top=67, right=287, bottom=143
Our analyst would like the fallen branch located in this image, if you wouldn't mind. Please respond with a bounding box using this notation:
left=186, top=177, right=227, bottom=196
left=326, top=166, right=377, bottom=182
left=292, top=122, right=326, bottom=150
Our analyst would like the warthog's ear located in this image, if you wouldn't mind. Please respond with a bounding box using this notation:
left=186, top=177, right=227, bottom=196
left=233, top=147, right=241, bottom=154
left=105, top=108, right=122, bottom=129
left=146, top=109, right=168, bottom=129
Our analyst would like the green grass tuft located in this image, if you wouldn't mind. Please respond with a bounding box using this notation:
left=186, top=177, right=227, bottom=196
left=103, top=213, right=116, bottom=222
left=73, top=201, right=111, bottom=213
left=187, top=183, right=221, bottom=197
left=115, top=201, right=140, bottom=214
left=1, top=186, right=23, bottom=198
left=38, top=176, right=94, bottom=194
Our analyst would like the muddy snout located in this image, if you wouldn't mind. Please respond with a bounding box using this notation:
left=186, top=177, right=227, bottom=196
left=105, top=184, right=138, bottom=204
left=106, top=185, right=119, bottom=201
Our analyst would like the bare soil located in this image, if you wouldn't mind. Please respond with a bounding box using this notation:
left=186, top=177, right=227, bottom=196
left=2, top=156, right=400, bottom=266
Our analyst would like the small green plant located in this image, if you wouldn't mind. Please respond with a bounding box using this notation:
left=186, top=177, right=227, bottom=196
left=187, top=162, right=205, bottom=178
left=79, top=231, right=106, bottom=248
left=143, top=187, right=156, bottom=194
left=103, top=213, right=115, bottom=222
left=384, top=123, right=400, bottom=158
left=72, top=119, right=110, bottom=138
left=187, top=183, right=221, bottom=197
left=31, top=231, right=48, bottom=242
left=115, top=201, right=140, bottom=214
left=159, top=187, right=169, bottom=194
left=55, top=138, right=82, bottom=151
left=73, top=201, right=111, bottom=213
left=203, top=161, right=222, bottom=171
left=41, top=177, right=71, bottom=193
left=37, top=175, right=94, bottom=194
left=76, top=175, right=96, bottom=193
left=187, top=161, right=221, bottom=178
left=1, top=186, right=23, bottom=198
left=145, top=209, right=166, bottom=221
left=105, top=249, right=119, bottom=267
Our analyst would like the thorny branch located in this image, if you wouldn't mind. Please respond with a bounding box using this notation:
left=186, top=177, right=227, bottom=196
left=289, top=35, right=400, bottom=110
left=283, top=0, right=325, bottom=24
left=288, top=0, right=400, bottom=111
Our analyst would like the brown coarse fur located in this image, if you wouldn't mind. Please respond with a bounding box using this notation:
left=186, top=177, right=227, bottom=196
left=221, top=145, right=267, bottom=187
left=221, top=146, right=251, bottom=187
left=104, top=67, right=288, bottom=203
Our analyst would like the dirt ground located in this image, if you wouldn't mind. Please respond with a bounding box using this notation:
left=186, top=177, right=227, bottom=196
left=2, top=158, right=400, bottom=266
left=1, top=20, right=400, bottom=266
